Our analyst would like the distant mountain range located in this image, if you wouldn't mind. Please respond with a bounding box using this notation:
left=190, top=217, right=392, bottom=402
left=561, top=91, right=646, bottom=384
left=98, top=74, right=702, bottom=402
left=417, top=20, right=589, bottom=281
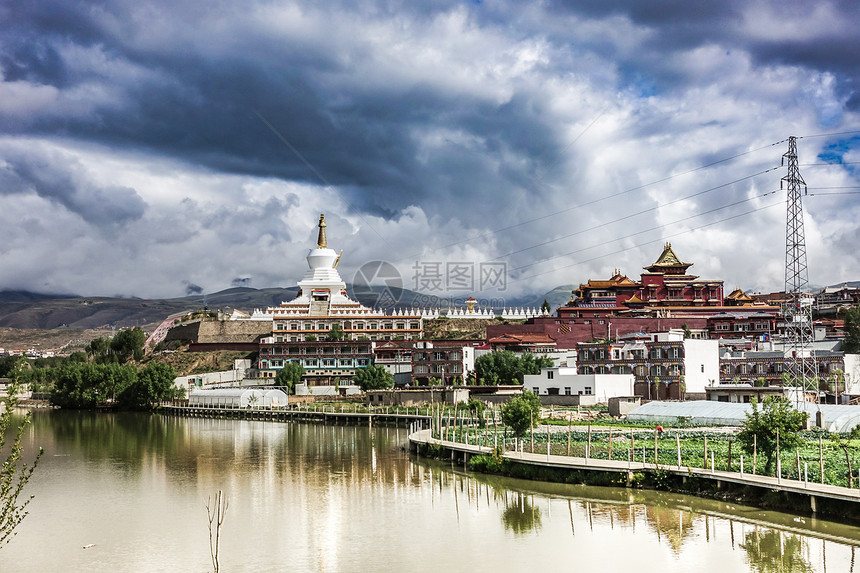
left=3, top=277, right=854, bottom=332
left=0, top=284, right=569, bottom=330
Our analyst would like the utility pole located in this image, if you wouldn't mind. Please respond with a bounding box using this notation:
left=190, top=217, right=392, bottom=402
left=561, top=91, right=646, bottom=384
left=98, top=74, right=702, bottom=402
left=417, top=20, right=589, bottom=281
left=781, top=136, right=818, bottom=405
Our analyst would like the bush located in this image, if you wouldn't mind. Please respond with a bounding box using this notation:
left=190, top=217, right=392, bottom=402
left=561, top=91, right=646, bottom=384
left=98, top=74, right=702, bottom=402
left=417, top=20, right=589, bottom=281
left=500, top=391, right=541, bottom=438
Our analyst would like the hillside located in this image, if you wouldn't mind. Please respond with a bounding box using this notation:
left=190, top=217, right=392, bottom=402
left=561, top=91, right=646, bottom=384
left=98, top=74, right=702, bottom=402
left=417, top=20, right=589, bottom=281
left=142, top=347, right=254, bottom=377
left=0, top=284, right=557, bottom=331
left=0, top=327, right=110, bottom=353
left=423, top=317, right=525, bottom=340
left=0, top=287, right=302, bottom=330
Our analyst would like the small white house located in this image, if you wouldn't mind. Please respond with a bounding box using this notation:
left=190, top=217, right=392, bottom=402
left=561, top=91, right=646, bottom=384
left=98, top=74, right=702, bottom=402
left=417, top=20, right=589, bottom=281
left=523, top=367, right=634, bottom=403
left=188, top=388, right=287, bottom=408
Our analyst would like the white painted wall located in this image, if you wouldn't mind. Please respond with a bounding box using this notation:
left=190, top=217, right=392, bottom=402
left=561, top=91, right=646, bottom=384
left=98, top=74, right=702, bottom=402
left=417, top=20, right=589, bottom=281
left=683, top=339, right=719, bottom=393
left=844, top=354, right=860, bottom=395
left=523, top=368, right=634, bottom=403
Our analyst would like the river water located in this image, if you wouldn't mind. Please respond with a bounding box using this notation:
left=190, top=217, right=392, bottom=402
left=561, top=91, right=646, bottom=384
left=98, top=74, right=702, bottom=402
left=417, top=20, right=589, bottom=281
left=1, top=409, right=858, bottom=572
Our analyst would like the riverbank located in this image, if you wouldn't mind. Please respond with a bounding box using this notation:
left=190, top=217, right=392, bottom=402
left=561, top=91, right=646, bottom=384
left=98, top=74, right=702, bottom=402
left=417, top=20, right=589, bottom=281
left=409, top=429, right=860, bottom=526
left=156, top=403, right=860, bottom=525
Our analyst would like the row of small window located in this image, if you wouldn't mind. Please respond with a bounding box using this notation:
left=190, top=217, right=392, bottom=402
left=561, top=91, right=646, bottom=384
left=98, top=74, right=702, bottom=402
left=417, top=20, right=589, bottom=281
left=532, top=387, right=592, bottom=395
left=274, top=322, right=420, bottom=331
left=413, top=351, right=462, bottom=361
left=263, top=359, right=370, bottom=367
left=413, top=364, right=463, bottom=374
left=579, top=347, right=683, bottom=360
left=263, top=346, right=371, bottom=355
left=713, top=322, right=771, bottom=331
left=272, top=335, right=412, bottom=342
left=578, top=365, right=684, bottom=376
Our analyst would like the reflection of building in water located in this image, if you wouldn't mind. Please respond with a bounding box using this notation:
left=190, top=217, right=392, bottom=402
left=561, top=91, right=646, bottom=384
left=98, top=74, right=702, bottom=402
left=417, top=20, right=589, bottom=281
left=644, top=505, right=698, bottom=554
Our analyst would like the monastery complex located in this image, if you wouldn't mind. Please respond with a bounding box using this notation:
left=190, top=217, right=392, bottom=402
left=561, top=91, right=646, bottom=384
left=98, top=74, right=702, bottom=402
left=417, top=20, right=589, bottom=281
left=172, top=213, right=858, bottom=402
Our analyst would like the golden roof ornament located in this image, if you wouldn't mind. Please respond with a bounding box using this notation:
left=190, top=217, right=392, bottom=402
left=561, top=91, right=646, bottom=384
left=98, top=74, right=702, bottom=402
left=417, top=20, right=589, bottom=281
left=317, top=213, right=327, bottom=248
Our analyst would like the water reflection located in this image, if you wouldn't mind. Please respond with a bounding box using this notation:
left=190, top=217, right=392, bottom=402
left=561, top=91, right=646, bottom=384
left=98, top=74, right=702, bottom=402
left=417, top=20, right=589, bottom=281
left=4, top=410, right=858, bottom=573
left=501, top=492, right=542, bottom=534
left=742, top=530, right=814, bottom=573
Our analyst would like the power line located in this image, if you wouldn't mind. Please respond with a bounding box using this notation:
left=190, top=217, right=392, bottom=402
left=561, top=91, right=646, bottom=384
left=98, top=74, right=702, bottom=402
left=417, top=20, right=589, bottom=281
left=509, top=190, right=780, bottom=273
left=807, top=186, right=860, bottom=189
left=491, top=167, right=779, bottom=262
left=798, top=129, right=860, bottom=139
left=397, top=139, right=787, bottom=260
left=808, top=191, right=860, bottom=196
left=500, top=201, right=783, bottom=287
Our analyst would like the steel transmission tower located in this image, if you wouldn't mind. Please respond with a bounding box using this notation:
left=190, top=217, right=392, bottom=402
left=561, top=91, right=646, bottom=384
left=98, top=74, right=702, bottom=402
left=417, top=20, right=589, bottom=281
left=781, top=136, right=818, bottom=402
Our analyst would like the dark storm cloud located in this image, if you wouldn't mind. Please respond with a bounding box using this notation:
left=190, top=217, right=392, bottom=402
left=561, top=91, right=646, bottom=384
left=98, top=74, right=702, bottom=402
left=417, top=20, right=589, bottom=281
left=546, top=0, right=860, bottom=99
left=231, top=277, right=252, bottom=287
left=183, top=281, right=203, bottom=296
left=0, top=0, right=570, bottom=221
left=1, top=149, right=146, bottom=227
left=0, top=0, right=859, bottom=298
left=3, top=0, right=855, bottom=227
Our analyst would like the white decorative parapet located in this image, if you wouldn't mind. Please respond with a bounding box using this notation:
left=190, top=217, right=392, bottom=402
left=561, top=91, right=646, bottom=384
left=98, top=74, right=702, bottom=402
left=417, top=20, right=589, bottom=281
left=231, top=305, right=547, bottom=321
left=436, top=305, right=550, bottom=320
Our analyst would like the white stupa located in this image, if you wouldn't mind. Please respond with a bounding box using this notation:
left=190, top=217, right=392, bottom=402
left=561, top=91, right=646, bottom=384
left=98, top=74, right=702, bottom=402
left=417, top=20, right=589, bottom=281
left=270, top=214, right=374, bottom=317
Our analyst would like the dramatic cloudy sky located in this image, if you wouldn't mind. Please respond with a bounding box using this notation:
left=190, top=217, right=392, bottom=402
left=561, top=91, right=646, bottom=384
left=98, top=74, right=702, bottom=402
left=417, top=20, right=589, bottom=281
left=1, top=0, right=859, bottom=304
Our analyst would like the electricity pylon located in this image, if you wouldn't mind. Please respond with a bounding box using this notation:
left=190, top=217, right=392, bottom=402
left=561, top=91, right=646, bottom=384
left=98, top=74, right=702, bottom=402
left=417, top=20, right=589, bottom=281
left=781, top=136, right=818, bottom=403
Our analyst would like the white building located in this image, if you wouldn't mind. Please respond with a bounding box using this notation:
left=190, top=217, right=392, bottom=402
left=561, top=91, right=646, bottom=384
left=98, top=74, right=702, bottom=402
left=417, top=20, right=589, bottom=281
left=523, top=367, right=635, bottom=403
left=844, top=354, right=860, bottom=396
left=188, top=388, right=288, bottom=408
left=174, top=359, right=251, bottom=392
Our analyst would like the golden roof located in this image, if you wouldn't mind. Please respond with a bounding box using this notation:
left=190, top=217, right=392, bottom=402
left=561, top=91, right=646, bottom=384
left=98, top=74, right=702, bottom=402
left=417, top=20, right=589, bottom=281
left=317, top=213, right=327, bottom=248
left=646, top=242, right=691, bottom=271
left=726, top=288, right=754, bottom=301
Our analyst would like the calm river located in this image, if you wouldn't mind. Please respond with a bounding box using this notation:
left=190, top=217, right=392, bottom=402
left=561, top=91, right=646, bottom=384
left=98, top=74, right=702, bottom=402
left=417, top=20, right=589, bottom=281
left=1, top=409, right=859, bottom=572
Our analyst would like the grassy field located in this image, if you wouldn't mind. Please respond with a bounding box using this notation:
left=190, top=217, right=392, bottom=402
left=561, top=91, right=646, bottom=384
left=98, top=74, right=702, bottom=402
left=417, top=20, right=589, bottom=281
left=441, top=421, right=860, bottom=489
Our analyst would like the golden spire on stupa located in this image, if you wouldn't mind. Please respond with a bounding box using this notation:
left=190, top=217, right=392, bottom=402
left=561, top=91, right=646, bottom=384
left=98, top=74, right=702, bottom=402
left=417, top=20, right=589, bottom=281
left=317, top=213, right=327, bottom=248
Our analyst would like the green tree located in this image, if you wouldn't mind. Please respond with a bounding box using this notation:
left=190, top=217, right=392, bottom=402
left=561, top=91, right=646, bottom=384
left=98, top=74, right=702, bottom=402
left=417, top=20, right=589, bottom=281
left=118, top=363, right=178, bottom=410
left=540, top=299, right=551, bottom=314
left=49, top=362, right=137, bottom=408
left=324, top=324, right=346, bottom=341
left=1, top=364, right=43, bottom=546
left=474, top=350, right=552, bottom=385
left=68, top=351, right=88, bottom=363
left=500, top=390, right=541, bottom=438
left=275, top=361, right=305, bottom=394
left=842, top=306, right=860, bottom=354
left=736, top=396, right=808, bottom=475
left=86, top=337, right=111, bottom=361
left=110, top=327, right=147, bottom=362
left=353, top=365, right=394, bottom=392
left=0, top=356, right=21, bottom=378
left=465, top=397, right=487, bottom=425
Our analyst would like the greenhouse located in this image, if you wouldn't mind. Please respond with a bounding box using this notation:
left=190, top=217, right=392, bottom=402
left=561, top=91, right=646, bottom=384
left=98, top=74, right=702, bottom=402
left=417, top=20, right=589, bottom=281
left=188, top=388, right=287, bottom=408
left=627, top=400, right=860, bottom=432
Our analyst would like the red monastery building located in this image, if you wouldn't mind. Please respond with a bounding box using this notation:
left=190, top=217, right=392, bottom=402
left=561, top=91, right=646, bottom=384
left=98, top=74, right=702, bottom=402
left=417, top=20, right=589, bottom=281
left=560, top=243, right=724, bottom=317
left=486, top=244, right=781, bottom=348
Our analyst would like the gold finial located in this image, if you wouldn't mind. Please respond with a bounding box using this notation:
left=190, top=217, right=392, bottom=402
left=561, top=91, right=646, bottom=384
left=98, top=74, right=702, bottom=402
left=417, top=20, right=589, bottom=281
left=317, top=213, right=327, bottom=248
